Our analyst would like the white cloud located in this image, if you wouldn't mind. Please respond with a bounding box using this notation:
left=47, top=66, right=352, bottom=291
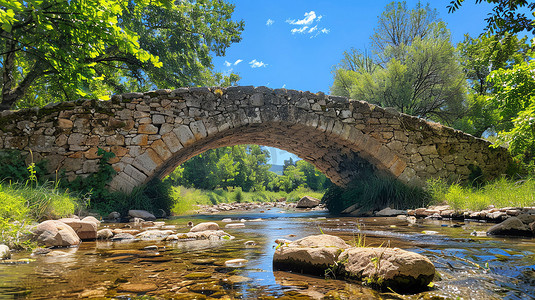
left=286, top=11, right=329, bottom=38
left=234, top=59, right=243, bottom=65
left=286, top=11, right=317, bottom=26
left=249, top=59, right=267, bottom=68
left=291, top=26, right=308, bottom=34
left=266, top=18, right=274, bottom=26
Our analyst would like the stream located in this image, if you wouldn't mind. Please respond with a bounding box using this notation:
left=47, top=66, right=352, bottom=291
left=1, top=207, right=534, bottom=299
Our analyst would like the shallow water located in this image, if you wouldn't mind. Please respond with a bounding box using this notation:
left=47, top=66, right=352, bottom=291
left=1, top=207, right=535, bottom=299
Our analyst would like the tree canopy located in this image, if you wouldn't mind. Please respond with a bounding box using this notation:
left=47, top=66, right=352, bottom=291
left=447, top=0, right=535, bottom=35
left=331, top=1, right=466, bottom=123
left=0, top=0, right=243, bottom=110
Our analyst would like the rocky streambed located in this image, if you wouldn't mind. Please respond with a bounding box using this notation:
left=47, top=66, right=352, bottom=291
left=1, top=207, right=534, bottom=299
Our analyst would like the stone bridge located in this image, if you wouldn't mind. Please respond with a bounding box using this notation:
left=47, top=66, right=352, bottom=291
left=0, top=86, right=509, bottom=193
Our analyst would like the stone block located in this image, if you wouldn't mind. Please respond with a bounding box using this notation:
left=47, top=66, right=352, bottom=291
left=162, top=132, right=183, bottom=153
left=190, top=120, right=207, bottom=140
left=173, top=125, right=196, bottom=147
left=58, top=118, right=73, bottom=129
left=151, top=139, right=172, bottom=160
left=389, top=158, right=407, bottom=177
left=133, top=148, right=162, bottom=175
left=138, top=124, right=158, bottom=135
left=83, top=160, right=99, bottom=173
left=132, top=134, right=148, bottom=146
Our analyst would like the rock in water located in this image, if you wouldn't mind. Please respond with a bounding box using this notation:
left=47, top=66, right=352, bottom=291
left=486, top=217, right=533, bottom=237
left=190, top=222, right=220, bottom=232
left=58, top=218, right=97, bottom=240
left=128, top=210, right=156, bottom=221
left=339, top=247, right=435, bottom=292
left=32, top=220, right=81, bottom=247
left=273, top=234, right=350, bottom=276
left=375, top=207, right=406, bottom=217
left=81, top=216, right=101, bottom=226
left=97, top=229, right=114, bottom=240
left=0, top=245, right=10, bottom=260
left=296, top=196, right=320, bottom=208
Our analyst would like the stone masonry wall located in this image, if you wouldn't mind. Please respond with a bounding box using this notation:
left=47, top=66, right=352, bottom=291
left=0, top=86, right=510, bottom=193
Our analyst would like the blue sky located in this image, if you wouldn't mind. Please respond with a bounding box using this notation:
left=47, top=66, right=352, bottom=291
left=212, top=0, right=495, bottom=164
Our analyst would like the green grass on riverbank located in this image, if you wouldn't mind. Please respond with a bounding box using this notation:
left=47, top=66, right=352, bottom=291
left=428, top=177, right=535, bottom=211
left=0, top=182, right=81, bottom=249
left=170, top=185, right=325, bottom=215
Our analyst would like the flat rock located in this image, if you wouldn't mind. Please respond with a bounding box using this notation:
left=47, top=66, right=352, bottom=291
left=128, top=210, right=156, bottom=221
left=58, top=218, right=97, bottom=240
left=273, top=234, right=349, bottom=276
left=190, top=222, right=220, bottom=232
left=339, top=247, right=435, bottom=292
left=296, top=196, right=320, bottom=208
left=31, top=220, right=81, bottom=247
left=375, top=207, right=406, bottom=217
left=111, top=233, right=135, bottom=241
left=136, top=230, right=174, bottom=240
left=487, top=217, right=533, bottom=237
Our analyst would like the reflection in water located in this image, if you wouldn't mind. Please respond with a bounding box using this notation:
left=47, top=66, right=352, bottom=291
left=0, top=207, right=534, bottom=299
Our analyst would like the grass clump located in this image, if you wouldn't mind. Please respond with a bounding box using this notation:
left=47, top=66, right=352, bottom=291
left=323, top=175, right=430, bottom=214
left=428, top=177, right=535, bottom=210
left=0, top=182, right=82, bottom=249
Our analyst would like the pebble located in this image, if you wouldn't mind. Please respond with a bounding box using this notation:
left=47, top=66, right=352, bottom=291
left=224, top=259, right=248, bottom=268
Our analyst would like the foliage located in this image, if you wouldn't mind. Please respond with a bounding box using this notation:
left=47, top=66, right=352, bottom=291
left=62, top=148, right=116, bottom=202
left=169, top=185, right=324, bottom=215
left=0, top=150, right=47, bottom=184
left=447, top=0, right=535, bottom=35
left=428, top=177, right=535, bottom=210
left=0, top=0, right=243, bottom=110
left=487, top=53, right=535, bottom=168
left=164, top=145, right=330, bottom=194
left=453, top=33, right=531, bottom=136
left=0, top=182, right=82, bottom=249
left=331, top=1, right=466, bottom=124
left=323, top=175, right=430, bottom=214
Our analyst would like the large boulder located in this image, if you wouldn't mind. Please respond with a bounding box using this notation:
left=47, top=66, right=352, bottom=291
left=486, top=217, right=533, bottom=237
left=0, top=244, right=10, bottom=260
left=128, top=210, right=156, bottom=221
left=58, top=218, right=97, bottom=240
left=339, top=247, right=435, bottom=292
left=32, top=220, right=81, bottom=247
left=273, top=234, right=350, bottom=275
left=190, top=222, right=220, bottom=232
left=296, top=196, right=320, bottom=208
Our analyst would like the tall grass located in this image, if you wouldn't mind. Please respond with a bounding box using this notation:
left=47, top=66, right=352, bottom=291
left=170, top=185, right=325, bottom=215
left=428, top=177, right=535, bottom=210
left=0, top=182, right=82, bottom=249
left=323, top=175, right=430, bottom=213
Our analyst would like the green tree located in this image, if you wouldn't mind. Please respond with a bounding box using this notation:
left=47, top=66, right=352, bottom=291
left=487, top=54, right=535, bottom=167
left=332, top=2, right=466, bottom=123
left=447, top=0, right=535, bottom=35
left=453, top=33, right=531, bottom=136
left=0, top=0, right=243, bottom=111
